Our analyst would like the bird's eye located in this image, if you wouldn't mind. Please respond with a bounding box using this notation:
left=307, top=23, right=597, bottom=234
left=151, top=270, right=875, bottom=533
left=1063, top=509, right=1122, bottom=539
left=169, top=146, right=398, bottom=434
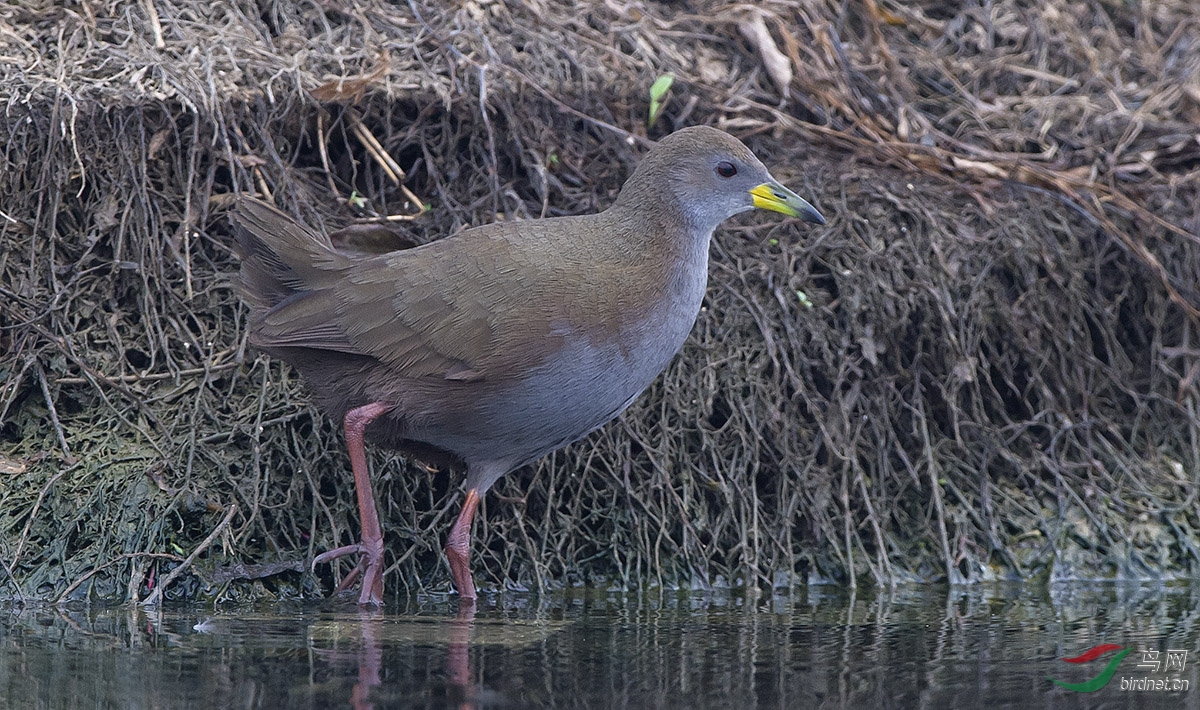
left=715, top=161, right=737, bottom=178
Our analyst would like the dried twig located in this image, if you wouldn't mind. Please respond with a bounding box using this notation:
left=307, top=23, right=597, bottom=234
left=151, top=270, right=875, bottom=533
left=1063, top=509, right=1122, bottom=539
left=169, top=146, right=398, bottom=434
left=139, top=504, right=238, bottom=606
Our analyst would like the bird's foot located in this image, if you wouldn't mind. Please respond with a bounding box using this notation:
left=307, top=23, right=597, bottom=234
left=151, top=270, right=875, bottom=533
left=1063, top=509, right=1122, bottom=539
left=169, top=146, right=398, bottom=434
left=314, top=542, right=384, bottom=606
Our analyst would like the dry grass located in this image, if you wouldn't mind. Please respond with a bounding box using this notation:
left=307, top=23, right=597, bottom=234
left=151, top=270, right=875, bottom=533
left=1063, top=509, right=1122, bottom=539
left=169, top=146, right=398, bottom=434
left=1, top=0, right=1198, bottom=603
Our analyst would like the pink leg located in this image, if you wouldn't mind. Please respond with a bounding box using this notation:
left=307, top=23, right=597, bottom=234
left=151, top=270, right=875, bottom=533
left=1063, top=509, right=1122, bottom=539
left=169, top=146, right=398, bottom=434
left=313, top=401, right=391, bottom=606
left=445, top=489, right=480, bottom=603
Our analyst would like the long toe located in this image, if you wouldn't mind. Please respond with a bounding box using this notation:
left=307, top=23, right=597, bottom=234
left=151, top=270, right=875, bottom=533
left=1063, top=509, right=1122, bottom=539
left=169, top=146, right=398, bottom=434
left=313, top=542, right=384, bottom=604
left=313, top=543, right=366, bottom=566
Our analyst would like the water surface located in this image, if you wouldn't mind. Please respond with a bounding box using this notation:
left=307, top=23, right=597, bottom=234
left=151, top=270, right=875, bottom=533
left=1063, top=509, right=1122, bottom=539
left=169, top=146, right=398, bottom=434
left=2, top=584, right=1197, bottom=709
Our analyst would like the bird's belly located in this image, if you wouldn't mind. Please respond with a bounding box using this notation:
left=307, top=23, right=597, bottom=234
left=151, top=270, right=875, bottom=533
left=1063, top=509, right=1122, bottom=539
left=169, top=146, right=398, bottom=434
left=379, top=255, right=710, bottom=471
left=404, top=308, right=698, bottom=471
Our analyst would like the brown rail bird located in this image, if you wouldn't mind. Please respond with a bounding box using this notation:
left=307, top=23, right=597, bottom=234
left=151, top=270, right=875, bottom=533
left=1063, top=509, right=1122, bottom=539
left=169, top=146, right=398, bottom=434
left=230, top=125, right=825, bottom=606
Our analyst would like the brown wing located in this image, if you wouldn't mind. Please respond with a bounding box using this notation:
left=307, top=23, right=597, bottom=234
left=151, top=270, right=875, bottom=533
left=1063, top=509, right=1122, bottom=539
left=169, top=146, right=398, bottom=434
left=333, top=221, right=576, bottom=381
left=236, top=200, right=573, bottom=382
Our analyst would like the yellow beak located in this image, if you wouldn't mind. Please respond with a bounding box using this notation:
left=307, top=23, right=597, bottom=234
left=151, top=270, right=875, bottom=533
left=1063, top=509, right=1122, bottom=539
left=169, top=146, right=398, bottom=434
left=750, top=182, right=826, bottom=224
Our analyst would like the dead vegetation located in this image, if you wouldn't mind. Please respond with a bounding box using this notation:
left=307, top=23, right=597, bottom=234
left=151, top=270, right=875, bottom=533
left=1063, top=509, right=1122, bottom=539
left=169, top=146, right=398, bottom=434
left=1, top=0, right=1198, bottom=603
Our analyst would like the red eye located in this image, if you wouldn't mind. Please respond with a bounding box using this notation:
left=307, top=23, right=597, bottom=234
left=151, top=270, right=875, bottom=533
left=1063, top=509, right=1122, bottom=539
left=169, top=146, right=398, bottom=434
left=715, top=161, right=737, bottom=178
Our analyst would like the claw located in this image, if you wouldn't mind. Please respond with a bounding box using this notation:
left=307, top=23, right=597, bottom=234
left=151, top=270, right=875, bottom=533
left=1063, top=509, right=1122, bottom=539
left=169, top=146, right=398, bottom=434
left=314, top=543, right=383, bottom=606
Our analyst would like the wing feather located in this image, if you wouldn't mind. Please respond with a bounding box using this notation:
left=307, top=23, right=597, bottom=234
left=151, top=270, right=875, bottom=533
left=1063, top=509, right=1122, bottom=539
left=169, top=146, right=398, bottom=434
left=235, top=200, right=576, bottom=382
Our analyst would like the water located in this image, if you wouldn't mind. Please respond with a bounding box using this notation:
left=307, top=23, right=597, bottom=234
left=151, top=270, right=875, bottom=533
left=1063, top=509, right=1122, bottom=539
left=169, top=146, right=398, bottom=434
left=2, top=584, right=1198, bottom=709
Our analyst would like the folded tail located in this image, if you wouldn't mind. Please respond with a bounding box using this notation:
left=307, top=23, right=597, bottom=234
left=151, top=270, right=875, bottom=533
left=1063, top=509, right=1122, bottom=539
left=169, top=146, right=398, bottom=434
left=230, top=197, right=345, bottom=312
left=229, top=197, right=365, bottom=354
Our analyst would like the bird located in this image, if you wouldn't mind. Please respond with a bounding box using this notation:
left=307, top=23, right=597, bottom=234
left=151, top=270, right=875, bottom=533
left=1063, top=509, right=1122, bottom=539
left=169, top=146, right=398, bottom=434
left=230, top=125, right=826, bottom=606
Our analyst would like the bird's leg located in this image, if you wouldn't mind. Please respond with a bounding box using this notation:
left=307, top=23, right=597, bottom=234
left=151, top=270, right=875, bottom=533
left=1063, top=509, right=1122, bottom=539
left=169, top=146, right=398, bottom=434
left=445, top=488, right=480, bottom=603
left=313, top=401, right=391, bottom=606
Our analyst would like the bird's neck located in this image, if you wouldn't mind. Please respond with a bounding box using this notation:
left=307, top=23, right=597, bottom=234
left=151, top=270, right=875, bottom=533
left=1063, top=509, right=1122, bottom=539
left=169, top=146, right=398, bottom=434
left=603, top=200, right=712, bottom=276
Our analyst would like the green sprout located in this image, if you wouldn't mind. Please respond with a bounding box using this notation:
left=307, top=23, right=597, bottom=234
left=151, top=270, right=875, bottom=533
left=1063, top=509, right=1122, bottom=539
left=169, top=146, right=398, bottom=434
left=347, top=191, right=367, bottom=209
left=796, top=290, right=813, bottom=309
left=648, top=74, right=675, bottom=129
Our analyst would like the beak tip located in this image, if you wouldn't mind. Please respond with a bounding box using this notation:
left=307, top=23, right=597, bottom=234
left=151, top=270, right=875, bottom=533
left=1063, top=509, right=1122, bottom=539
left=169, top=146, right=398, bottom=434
left=803, top=207, right=827, bottom=226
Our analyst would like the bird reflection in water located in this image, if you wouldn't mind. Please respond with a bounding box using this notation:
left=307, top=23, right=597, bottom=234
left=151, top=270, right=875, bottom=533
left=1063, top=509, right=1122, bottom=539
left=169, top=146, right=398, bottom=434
left=337, top=605, right=479, bottom=710
left=308, top=598, right=570, bottom=708
left=444, top=605, right=476, bottom=710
